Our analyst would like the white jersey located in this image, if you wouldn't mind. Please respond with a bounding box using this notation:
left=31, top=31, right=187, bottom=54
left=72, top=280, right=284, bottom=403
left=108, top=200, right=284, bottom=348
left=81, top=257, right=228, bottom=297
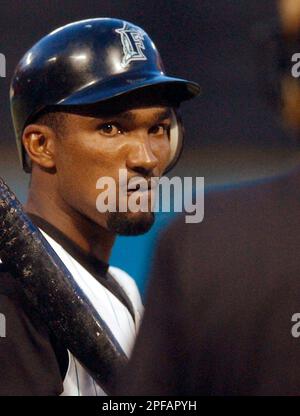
left=39, top=229, right=144, bottom=396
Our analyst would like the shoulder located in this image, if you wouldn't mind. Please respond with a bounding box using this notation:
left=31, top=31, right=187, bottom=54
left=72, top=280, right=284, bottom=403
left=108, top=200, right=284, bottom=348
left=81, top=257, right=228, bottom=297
left=109, top=266, right=139, bottom=293
left=108, top=266, right=144, bottom=322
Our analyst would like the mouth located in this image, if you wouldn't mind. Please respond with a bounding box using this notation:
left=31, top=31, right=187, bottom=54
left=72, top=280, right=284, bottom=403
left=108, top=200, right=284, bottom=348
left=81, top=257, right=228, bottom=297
left=127, top=185, right=151, bottom=194
left=126, top=177, right=155, bottom=194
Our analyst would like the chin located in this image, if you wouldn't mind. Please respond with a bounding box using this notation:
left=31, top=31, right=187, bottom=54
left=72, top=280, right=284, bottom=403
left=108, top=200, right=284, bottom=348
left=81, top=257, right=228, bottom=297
left=106, top=211, right=155, bottom=236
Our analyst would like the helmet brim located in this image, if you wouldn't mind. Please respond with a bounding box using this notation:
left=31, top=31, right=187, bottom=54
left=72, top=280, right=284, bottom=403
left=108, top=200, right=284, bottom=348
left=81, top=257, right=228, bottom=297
left=57, top=73, right=201, bottom=107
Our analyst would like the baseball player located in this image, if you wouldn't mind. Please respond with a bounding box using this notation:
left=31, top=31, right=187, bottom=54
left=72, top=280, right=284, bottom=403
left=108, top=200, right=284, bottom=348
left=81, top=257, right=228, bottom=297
left=0, top=18, right=200, bottom=395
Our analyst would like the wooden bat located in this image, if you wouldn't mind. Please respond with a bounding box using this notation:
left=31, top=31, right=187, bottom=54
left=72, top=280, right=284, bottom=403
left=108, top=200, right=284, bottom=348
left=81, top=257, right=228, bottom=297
left=0, top=177, right=127, bottom=394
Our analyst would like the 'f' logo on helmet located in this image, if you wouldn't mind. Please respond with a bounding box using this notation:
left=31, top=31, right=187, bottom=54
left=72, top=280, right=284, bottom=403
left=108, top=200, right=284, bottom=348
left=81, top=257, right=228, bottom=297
left=116, top=23, right=147, bottom=68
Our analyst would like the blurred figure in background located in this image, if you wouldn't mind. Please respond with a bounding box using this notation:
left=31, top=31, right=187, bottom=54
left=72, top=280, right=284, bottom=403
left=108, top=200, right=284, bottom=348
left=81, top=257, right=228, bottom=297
left=118, top=0, right=300, bottom=395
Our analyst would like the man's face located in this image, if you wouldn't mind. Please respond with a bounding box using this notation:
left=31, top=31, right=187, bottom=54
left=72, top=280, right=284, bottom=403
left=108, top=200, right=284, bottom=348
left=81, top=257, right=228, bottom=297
left=53, top=105, right=172, bottom=235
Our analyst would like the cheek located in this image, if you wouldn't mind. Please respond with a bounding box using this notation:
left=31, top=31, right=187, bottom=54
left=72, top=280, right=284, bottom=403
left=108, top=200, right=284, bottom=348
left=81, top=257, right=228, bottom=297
left=54, top=135, right=126, bottom=205
left=56, top=134, right=125, bottom=175
left=151, top=138, right=171, bottom=171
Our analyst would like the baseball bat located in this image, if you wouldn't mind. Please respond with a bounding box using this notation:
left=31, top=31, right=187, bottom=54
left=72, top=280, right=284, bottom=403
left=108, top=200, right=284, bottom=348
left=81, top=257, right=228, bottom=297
left=0, top=177, right=127, bottom=394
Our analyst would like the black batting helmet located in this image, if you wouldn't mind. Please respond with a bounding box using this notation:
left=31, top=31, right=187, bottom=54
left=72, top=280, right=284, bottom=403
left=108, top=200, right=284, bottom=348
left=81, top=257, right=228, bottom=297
left=10, top=18, right=200, bottom=173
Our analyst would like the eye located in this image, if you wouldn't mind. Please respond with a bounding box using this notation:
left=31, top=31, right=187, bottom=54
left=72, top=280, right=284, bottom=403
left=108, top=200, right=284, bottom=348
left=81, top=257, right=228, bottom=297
left=98, top=123, right=122, bottom=137
left=149, top=124, right=170, bottom=136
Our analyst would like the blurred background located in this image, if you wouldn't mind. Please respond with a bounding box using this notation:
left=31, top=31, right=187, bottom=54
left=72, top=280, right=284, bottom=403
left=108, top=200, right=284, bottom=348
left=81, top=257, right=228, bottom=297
left=1, top=0, right=299, bottom=296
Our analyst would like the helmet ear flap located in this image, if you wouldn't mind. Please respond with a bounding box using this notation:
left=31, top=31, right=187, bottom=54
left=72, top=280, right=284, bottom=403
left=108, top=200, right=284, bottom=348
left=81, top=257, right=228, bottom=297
left=163, top=109, right=184, bottom=174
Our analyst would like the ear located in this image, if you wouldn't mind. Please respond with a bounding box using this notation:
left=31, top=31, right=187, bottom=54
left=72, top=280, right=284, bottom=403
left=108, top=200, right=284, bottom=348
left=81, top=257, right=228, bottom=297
left=22, top=124, right=57, bottom=169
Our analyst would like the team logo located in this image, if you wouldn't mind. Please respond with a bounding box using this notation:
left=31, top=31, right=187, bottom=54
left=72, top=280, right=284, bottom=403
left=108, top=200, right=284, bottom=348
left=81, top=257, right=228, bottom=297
left=116, top=23, right=147, bottom=68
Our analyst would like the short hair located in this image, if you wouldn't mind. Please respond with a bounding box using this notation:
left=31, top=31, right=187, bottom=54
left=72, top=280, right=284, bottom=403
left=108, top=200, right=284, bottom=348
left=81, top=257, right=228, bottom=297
left=31, top=108, right=67, bottom=137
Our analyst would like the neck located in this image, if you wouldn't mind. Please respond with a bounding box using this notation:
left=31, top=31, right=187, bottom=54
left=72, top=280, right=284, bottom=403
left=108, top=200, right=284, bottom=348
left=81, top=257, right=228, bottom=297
left=24, top=176, right=115, bottom=264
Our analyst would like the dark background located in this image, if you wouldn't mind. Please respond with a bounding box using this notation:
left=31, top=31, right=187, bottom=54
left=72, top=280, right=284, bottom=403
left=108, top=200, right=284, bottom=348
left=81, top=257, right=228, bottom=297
left=1, top=0, right=299, bottom=292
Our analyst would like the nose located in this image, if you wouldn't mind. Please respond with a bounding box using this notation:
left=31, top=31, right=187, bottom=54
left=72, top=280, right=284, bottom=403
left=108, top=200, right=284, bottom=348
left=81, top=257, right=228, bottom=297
left=126, top=133, right=159, bottom=176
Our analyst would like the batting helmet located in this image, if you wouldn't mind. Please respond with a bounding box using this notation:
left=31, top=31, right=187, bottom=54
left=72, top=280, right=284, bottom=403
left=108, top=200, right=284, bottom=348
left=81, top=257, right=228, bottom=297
left=10, top=18, right=200, bottom=173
